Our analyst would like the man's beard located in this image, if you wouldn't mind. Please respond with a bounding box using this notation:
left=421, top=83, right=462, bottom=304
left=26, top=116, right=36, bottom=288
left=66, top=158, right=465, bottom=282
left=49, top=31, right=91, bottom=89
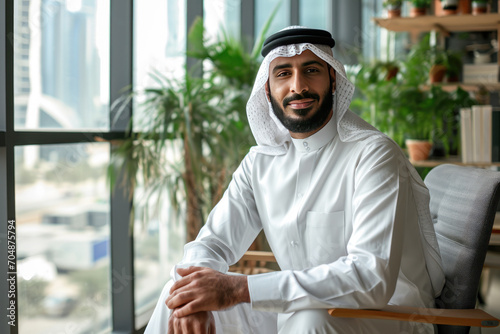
left=269, top=83, right=333, bottom=134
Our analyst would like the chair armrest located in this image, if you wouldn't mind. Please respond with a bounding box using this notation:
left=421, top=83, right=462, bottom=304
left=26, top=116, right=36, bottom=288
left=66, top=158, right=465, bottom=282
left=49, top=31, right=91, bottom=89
left=229, top=251, right=277, bottom=275
left=328, top=305, right=499, bottom=328
left=239, top=251, right=276, bottom=262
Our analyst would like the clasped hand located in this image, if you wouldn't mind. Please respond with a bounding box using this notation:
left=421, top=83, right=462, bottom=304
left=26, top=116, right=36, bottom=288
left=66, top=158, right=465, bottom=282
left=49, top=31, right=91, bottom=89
left=166, top=266, right=249, bottom=334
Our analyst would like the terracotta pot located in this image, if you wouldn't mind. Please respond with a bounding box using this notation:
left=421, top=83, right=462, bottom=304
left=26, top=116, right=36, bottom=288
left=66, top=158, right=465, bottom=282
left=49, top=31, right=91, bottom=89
left=460, top=0, right=472, bottom=13
left=429, top=64, right=447, bottom=83
left=435, top=0, right=471, bottom=14
left=386, top=67, right=399, bottom=80
left=472, top=1, right=488, bottom=14
left=406, top=139, right=433, bottom=161
left=387, top=8, right=402, bottom=18
left=410, top=7, right=427, bottom=17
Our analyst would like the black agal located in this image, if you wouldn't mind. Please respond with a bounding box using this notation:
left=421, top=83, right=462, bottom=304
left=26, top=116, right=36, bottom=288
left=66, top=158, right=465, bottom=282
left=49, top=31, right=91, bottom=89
left=261, top=28, right=335, bottom=57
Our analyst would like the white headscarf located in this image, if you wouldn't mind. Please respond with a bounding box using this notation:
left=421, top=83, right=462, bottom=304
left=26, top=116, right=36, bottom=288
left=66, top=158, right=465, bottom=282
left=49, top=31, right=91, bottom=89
left=246, top=26, right=445, bottom=297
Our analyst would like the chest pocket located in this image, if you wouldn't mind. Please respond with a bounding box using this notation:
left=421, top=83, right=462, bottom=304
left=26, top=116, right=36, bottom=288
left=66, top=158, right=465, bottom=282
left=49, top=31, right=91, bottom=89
left=305, top=211, right=346, bottom=267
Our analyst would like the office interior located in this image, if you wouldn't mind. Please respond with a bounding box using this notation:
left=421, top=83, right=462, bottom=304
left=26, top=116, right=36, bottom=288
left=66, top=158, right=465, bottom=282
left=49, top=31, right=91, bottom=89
left=1, top=0, right=500, bottom=333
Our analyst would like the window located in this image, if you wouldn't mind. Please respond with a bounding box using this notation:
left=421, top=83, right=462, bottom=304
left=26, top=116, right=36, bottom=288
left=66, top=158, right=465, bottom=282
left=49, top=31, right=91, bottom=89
left=14, top=0, right=110, bottom=131
left=255, top=0, right=291, bottom=39
left=204, top=0, right=241, bottom=42
left=16, top=143, right=111, bottom=334
left=299, top=0, right=330, bottom=30
left=132, top=0, right=187, bottom=326
left=1, top=1, right=363, bottom=333
left=11, top=1, right=112, bottom=333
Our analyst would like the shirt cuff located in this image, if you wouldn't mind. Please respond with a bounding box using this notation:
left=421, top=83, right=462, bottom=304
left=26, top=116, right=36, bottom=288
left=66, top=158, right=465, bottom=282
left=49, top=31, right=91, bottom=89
left=247, top=271, right=285, bottom=312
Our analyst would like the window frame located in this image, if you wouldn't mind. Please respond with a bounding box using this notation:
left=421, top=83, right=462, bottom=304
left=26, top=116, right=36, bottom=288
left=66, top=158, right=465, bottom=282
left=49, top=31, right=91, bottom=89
left=0, top=1, right=363, bottom=333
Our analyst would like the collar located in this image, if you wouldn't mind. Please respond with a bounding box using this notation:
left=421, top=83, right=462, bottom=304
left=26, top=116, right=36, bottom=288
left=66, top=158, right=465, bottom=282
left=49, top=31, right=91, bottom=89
left=291, top=115, right=337, bottom=153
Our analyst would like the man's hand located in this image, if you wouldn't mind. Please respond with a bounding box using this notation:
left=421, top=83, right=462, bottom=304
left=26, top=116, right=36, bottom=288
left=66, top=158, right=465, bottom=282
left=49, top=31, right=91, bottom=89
left=166, top=266, right=250, bottom=318
left=167, top=311, right=215, bottom=334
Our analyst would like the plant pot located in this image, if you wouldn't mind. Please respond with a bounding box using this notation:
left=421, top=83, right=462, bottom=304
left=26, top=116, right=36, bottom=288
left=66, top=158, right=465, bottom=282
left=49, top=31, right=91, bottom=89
left=429, top=64, right=447, bottom=83
left=439, top=0, right=459, bottom=14
left=410, top=6, right=428, bottom=16
left=472, top=1, right=488, bottom=14
left=459, top=0, right=472, bottom=14
left=386, top=4, right=402, bottom=17
left=406, top=139, right=433, bottom=161
left=386, top=66, right=399, bottom=80
left=387, top=8, right=402, bottom=17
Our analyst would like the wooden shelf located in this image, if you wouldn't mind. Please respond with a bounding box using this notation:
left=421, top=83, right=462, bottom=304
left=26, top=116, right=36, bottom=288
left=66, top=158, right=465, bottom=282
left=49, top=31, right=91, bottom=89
left=421, top=82, right=500, bottom=92
left=411, top=156, right=500, bottom=168
left=373, top=13, right=500, bottom=34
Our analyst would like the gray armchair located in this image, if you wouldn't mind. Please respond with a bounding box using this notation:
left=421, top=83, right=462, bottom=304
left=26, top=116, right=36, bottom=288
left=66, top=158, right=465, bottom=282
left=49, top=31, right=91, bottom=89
left=329, top=164, right=500, bottom=333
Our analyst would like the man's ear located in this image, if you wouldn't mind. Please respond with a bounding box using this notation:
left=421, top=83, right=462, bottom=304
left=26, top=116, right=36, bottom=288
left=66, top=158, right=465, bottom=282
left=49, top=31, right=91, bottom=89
left=265, top=81, right=271, bottom=102
left=330, top=68, right=337, bottom=93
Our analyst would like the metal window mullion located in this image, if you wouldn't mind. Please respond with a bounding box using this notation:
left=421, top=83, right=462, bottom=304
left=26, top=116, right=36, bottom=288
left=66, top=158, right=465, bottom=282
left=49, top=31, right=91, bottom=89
left=186, top=0, right=203, bottom=76
left=110, top=0, right=135, bottom=333
left=331, top=0, right=362, bottom=65
left=290, top=0, right=299, bottom=26
left=12, top=131, right=126, bottom=146
left=1, top=0, right=18, bottom=333
left=241, top=0, right=255, bottom=53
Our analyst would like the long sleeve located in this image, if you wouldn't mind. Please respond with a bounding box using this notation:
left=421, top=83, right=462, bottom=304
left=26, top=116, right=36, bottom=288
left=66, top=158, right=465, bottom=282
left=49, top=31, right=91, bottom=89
left=172, top=153, right=263, bottom=280
left=247, top=138, right=426, bottom=313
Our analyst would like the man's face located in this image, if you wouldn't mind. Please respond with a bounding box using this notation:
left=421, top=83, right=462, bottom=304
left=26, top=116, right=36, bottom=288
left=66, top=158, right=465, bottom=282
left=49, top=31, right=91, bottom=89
left=266, top=50, right=336, bottom=138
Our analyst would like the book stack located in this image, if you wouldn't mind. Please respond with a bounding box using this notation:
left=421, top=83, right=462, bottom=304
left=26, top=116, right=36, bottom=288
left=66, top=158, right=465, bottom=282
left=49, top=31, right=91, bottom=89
left=460, top=105, right=500, bottom=164
left=463, top=64, right=499, bottom=84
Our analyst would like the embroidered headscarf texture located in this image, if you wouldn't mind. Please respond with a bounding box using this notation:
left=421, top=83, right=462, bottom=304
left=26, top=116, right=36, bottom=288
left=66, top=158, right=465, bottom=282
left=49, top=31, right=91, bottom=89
left=246, top=26, right=445, bottom=297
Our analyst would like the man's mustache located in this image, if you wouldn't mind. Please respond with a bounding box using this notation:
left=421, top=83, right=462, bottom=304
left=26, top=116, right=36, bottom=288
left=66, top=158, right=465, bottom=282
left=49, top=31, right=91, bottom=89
left=282, top=92, right=320, bottom=108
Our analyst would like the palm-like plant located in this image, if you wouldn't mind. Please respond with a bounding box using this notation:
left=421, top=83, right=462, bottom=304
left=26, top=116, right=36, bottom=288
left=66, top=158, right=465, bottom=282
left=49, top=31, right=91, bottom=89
left=110, top=13, right=277, bottom=242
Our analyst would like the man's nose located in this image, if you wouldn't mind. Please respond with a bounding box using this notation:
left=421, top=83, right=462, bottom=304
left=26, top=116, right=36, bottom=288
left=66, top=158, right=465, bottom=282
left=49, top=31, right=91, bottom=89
left=290, top=73, right=308, bottom=94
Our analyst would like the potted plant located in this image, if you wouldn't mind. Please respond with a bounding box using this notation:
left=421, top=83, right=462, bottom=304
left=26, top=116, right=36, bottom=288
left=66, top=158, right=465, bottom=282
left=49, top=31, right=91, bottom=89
left=445, top=51, right=463, bottom=82
left=350, top=35, right=476, bottom=161
left=472, top=0, right=490, bottom=14
left=439, top=0, right=459, bottom=15
left=348, top=58, right=402, bottom=144
left=429, top=49, right=448, bottom=83
left=406, top=0, right=432, bottom=16
left=109, top=16, right=277, bottom=243
left=383, top=0, right=403, bottom=18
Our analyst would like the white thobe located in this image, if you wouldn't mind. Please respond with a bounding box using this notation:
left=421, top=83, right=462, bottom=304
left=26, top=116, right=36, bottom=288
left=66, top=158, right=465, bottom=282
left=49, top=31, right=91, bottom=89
left=146, top=117, right=436, bottom=333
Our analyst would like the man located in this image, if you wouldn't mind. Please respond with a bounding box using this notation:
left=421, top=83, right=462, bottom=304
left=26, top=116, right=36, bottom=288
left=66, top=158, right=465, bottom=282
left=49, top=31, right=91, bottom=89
left=145, top=26, right=445, bottom=334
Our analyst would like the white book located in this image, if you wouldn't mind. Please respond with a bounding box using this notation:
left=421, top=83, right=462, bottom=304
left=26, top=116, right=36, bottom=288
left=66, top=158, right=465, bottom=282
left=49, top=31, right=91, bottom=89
left=472, top=105, right=483, bottom=162
left=460, top=108, right=473, bottom=163
left=481, top=105, right=493, bottom=163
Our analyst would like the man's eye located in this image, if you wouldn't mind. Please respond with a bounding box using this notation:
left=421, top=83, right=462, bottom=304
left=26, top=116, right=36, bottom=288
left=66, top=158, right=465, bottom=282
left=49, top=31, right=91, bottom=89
left=306, top=68, right=319, bottom=73
left=276, top=71, right=290, bottom=77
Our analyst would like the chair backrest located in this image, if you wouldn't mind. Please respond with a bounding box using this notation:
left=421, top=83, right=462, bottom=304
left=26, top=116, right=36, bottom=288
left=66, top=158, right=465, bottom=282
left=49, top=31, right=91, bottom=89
left=424, top=164, right=500, bottom=334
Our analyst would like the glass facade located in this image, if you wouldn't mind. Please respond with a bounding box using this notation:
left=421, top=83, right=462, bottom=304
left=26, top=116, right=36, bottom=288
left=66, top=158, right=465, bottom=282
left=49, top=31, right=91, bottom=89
left=132, top=0, right=187, bottom=324
left=14, top=0, right=110, bottom=131
left=133, top=0, right=186, bottom=132
left=16, top=143, right=111, bottom=333
left=204, top=0, right=241, bottom=42
left=255, top=0, right=291, bottom=40
left=299, top=0, right=330, bottom=30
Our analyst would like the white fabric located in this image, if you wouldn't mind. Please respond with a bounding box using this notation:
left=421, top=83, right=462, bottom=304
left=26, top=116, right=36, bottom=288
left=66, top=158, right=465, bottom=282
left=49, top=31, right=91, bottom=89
left=145, top=279, right=278, bottom=334
left=145, top=25, right=445, bottom=333
left=145, top=281, right=434, bottom=334
left=246, top=26, right=444, bottom=297
left=145, top=117, right=437, bottom=333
